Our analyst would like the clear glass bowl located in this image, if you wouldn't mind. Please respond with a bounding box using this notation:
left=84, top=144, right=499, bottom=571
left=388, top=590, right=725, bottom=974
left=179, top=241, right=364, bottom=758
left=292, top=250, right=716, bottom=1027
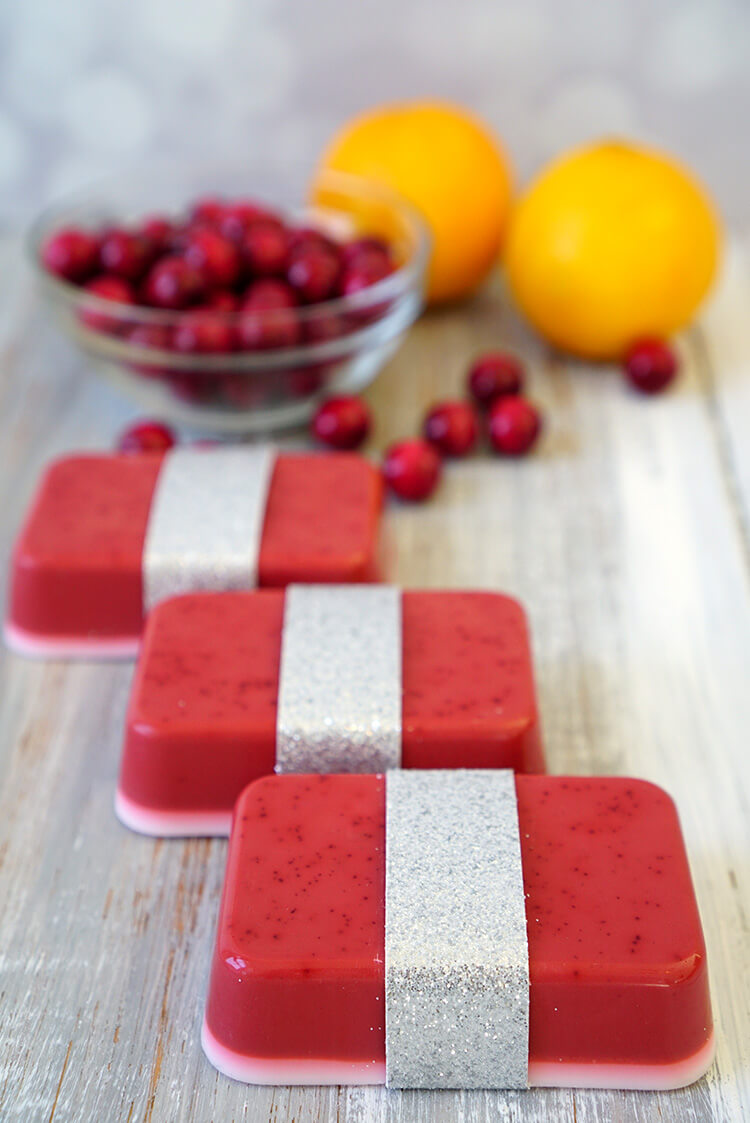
left=28, top=165, right=430, bottom=432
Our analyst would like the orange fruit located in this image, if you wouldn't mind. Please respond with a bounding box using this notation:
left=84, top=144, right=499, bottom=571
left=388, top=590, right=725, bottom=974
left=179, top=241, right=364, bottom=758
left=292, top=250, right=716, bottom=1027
left=505, top=140, right=721, bottom=360
left=316, top=101, right=513, bottom=304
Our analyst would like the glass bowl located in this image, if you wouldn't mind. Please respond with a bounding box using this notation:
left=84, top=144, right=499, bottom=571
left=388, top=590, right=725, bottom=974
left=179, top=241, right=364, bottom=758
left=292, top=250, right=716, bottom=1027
left=28, top=166, right=430, bottom=432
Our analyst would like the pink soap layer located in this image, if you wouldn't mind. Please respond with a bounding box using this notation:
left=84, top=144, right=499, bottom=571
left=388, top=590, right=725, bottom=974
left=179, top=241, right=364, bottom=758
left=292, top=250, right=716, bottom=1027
left=8, top=452, right=384, bottom=649
left=204, top=774, right=713, bottom=1087
left=117, top=590, right=544, bottom=833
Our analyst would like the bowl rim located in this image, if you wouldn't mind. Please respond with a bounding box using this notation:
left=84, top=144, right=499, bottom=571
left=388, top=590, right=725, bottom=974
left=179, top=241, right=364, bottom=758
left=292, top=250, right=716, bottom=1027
left=27, top=168, right=431, bottom=333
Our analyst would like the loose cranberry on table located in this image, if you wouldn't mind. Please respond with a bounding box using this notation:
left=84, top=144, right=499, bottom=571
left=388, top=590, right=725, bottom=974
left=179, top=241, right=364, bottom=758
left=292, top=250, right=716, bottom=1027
left=288, top=243, right=340, bottom=303
left=241, top=219, right=289, bottom=277
left=623, top=338, right=678, bottom=395
left=142, top=255, right=203, bottom=309
left=312, top=395, right=372, bottom=450
left=173, top=310, right=235, bottom=354
left=41, top=227, right=99, bottom=282
left=184, top=227, right=241, bottom=288
left=468, top=352, right=524, bottom=408
left=423, top=399, right=479, bottom=457
left=488, top=396, right=542, bottom=456
left=117, top=420, right=176, bottom=454
left=383, top=438, right=441, bottom=502
left=99, top=229, right=150, bottom=281
left=81, top=276, right=134, bottom=333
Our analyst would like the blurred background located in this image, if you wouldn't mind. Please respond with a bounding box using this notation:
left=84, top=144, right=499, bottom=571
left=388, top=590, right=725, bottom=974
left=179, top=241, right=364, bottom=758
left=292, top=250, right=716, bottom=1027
left=1, top=0, right=749, bottom=230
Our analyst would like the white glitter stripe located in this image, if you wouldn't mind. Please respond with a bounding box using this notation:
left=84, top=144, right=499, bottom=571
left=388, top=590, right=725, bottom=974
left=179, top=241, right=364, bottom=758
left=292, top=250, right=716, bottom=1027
left=275, top=585, right=402, bottom=773
left=385, top=770, right=529, bottom=1089
left=142, top=446, right=274, bottom=614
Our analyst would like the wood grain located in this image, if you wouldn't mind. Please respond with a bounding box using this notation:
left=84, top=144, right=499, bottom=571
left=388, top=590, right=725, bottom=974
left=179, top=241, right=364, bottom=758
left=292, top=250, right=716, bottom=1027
left=0, top=238, right=749, bottom=1121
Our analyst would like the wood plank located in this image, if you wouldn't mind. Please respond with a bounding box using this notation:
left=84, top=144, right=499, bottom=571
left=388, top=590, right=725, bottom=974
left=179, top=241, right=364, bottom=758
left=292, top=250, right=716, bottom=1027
left=0, top=241, right=748, bottom=1121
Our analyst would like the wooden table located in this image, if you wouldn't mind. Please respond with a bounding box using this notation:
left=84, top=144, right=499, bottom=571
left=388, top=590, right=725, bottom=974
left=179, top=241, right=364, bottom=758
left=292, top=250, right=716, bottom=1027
left=1, top=237, right=749, bottom=1123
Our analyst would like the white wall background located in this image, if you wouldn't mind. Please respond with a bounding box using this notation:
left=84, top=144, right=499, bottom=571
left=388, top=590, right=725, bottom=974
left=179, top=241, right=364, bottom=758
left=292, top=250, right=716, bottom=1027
left=1, top=0, right=749, bottom=228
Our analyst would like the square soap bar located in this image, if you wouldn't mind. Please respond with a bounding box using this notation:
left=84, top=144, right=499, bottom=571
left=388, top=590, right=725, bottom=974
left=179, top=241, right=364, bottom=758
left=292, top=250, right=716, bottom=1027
left=117, top=590, right=545, bottom=836
left=6, top=452, right=384, bottom=658
left=203, top=774, right=713, bottom=1090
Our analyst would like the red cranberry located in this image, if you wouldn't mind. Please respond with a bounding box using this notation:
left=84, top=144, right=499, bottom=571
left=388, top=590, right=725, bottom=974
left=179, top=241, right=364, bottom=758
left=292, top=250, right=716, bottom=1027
left=81, top=275, right=134, bottom=333
left=624, top=338, right=678, bottom=395
left=423, top=400, right=479, bottom=457
left=288, top=244, right=340, bottom=303
left=139, top=215, right=173, bottom=254
left=312, top=395, right=371, bottom=450
left=173, top=310, right=235, bottom=354
left=468, top=352, right=525, bottom=407
left=304, top=312, right=345, bottom=344
left=142, top=255, right=203, bottom=309
left=383, top=439, right=441, bottom=501
left=117, top=420, right=176, bottom=454
left=220, top=374, right=265, bottom=408
left=339, top=251, right=392, bottom=297
left=241, top=219, right=289, bottom=277
left=219, top=201, right=277, bottom=243
left=127, top=322, right=172, bottom=351
left=488, top=396, right=542, bottom=456
left=288, top=226, right=338, bottom=255
left=190, top=196, right=226, bottom=225
left=204, top=289, right=238, bottom=312
left=238, top=279, right=300, bottom=350
left=341, top=236, right=394, bottom=269
left=184, top=227, right=241, bottom=287
left=41, top=227, right=99, bottom=282
left=286, top=368, right=324, bottom=397
left=99, top=229, right=150, bottom=281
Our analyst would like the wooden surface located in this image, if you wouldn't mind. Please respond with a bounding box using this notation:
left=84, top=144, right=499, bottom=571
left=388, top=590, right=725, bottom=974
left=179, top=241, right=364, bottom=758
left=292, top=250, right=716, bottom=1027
left=1, top=236, right=750, bottom=1122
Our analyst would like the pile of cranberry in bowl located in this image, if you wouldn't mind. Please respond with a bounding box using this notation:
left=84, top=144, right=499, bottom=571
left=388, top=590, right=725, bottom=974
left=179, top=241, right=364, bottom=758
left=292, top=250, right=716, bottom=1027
left=31, top=169, right=429, bottom=432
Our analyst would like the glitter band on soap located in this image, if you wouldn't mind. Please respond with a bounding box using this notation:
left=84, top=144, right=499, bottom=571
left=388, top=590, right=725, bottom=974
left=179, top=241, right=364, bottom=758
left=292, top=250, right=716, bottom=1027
left=385, top=770, right=530, bottom=1089
left=142, top=446, right=274, bottom=614
left=275, top=585, right=402, bottom=773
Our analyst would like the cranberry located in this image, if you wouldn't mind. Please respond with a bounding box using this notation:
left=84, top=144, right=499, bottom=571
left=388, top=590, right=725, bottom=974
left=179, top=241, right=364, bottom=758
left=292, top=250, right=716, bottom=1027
left=221, top=374, right=264, bottom=408
left=41, top=227, right=99, bottom=283
left=81, top=275, right=134, bottom=333
left=288, top=244, right=340, bottom=303
left=312, top=395, right=371, bottom=450
left=117, top=420, right=176, bottom=454
left=241, top=219, right=289, bottom=277
left=238, top=280, right=300, bottom=350
left=99, top=229, right=150, bottom=281
left=184, top=227, right=241, bottom=287
left=168, top=373, right=215, bottom=403
left=423, top=400, right=479, bottom=457
left=304, top=312, right=345, bottom=344
left=468, top=352, right=525, bottom=408
left=204, top=289, right=239, bottom=312
left=383, top=439, right=441, bottom=501
left=624, top=338, right=678, bottom=395
left=219, top=201, right=277, bottom=243
left=139, top=215, right=173, bottom=254
left=339, top=251, right=392, bottom=297
left=488, top=397, right=542, bottom=456
left=342, top=236, right=394, bottom=270
left=142, top=255, right=203, bottom=309
left=190, top=196, right=226, bottom=225
left=173, top=310, right=235, bottom=354
left=127, top=322, right=172, bottom=351
left=286, top=368, right=324, bottom=397
left=288, top=226, right=338, bottom=255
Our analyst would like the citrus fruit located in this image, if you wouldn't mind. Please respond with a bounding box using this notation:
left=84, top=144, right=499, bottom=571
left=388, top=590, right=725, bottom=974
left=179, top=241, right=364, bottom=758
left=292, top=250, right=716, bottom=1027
left=505, top=140, right=721, bottom=360
left=316, top=101, right=513, bottom=304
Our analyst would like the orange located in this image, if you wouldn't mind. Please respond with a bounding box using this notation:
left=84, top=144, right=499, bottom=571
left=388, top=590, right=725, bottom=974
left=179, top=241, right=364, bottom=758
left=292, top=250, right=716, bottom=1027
left=505, top=140, right=721, bottom=360
left=316, top=101, right=513, bottom=304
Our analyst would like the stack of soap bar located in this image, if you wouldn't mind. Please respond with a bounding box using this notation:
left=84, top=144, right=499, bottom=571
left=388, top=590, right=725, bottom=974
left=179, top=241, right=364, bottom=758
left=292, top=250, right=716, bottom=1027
left=7, top=452, right=383, bottom=657
left=203, top=774, right=713, bottom=1089
left=116, top=590, right=545, bottom=836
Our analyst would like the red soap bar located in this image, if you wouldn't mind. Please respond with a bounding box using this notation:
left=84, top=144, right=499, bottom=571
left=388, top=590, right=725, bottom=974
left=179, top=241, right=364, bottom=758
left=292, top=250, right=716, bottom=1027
left=7, top=452, right=384, bottom=657
left=203, top=774, right=713, bottom=1089
left=117, top=590, right=544, bottom=835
